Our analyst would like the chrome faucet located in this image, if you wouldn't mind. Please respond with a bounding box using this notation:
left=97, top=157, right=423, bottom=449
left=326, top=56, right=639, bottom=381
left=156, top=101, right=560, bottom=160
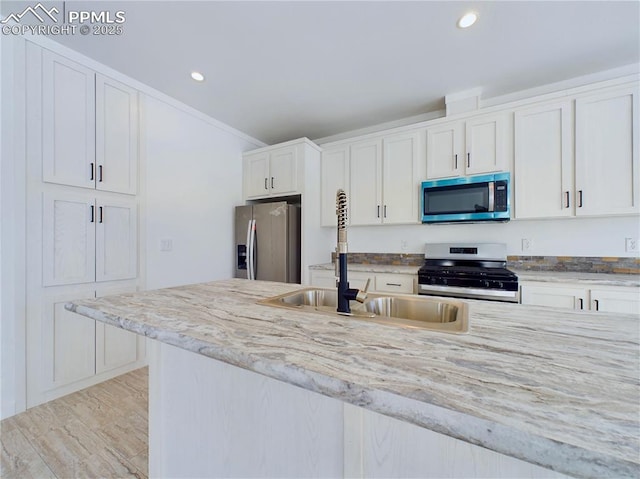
left=335, top=189, right=369, bottom=314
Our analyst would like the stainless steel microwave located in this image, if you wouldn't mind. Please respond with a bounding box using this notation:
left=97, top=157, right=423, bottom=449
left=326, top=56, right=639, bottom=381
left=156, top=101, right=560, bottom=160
left=421, top=172, right=510, bottom=223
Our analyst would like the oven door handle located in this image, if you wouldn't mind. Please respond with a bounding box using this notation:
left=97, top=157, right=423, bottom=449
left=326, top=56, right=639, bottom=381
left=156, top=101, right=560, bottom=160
left=418, top=284, right=519, bottom=301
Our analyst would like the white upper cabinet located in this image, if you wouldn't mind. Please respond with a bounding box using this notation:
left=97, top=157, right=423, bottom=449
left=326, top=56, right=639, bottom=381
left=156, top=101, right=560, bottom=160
left=465, top=113, right=507, bottom=175
left=345, top=131, right=422, bottom=226
left=42, top=50, right=96, bottom=189
left=382, top=131, right=421, bottom=224
left=426, top=112, right=507, bottom=179
left=349, top=138, right=383, bottom=225
left=42, top=192, right=137, bottom=286
left=95, top=197, right=138, bottom=282
left=244, top=144, right=299, bottom=199
left=42, top=192, right=96, bottom=287
left=269, top=146, right=298, bottom=196
left=320, top=146, right=349, bottom=227
left=514, top=101, right=573, bottom=219
left=95, top=75, right=138, bottom=195
left=42, top=49, right=138, bottom=194
left=575, top=86, right=639, bottom=216
left=426, top=121, right=463, bottom=179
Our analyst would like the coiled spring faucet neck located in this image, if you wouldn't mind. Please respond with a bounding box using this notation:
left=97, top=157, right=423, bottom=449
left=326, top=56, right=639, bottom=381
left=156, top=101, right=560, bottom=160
left=336, top=189, right=348, bottom=250
left=335, top=189, right=368, bottom=314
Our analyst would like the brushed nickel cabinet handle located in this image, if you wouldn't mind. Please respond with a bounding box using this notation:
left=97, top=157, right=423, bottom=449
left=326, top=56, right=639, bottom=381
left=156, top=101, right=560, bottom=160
left=384, top=205, right=387, bottom=218
left=99, top=206, right=103, bottom=223
left=454, top=154, right=458, bottom=169
left=264, top=178, right=268, bottom=190
left=565, top=191, right=570, bottom=208
left=90, top=205, right=94, bottom=222
left=467, top=153, right=470, bottom=168
left=386, top=282, right=402, bottom=287
left=578, top=190, right=583, bottom=208
left=271, top=177, right=274, bottom=189
left=90, top=163, right=94, bottom=181
left=377, top=205, right=380, bottom=218
left=98, top=165, right=103, bottom=182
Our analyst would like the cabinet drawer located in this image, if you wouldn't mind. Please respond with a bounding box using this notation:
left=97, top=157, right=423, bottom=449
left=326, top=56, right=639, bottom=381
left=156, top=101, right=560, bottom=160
left=374, top=274, right=415, bottom=294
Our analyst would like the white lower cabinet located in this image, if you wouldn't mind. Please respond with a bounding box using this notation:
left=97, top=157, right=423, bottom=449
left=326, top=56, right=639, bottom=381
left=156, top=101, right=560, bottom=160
left=43, top=288, right=97, bottom=390
left=520, top=282, right=640, bottom=313
left=43, top=192, right=137, bottom=286
left=310, top=270, right=416, bottom=294
left=30, top=283, right=145, bottom=407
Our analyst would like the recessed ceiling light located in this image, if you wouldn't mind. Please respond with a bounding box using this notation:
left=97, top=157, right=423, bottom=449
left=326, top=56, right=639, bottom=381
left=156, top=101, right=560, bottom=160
left=191, top=71, right=205, bottom=82
left=457, top=12, right=478, bottom=29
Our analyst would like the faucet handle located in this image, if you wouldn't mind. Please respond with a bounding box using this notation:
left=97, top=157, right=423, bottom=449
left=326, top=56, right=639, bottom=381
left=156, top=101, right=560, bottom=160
left=355, top=278, right=371, bottom=303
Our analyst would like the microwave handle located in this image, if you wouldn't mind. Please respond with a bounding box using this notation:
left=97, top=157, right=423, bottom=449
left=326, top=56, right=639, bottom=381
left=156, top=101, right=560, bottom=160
left=488, top=181, right=495, bottom=212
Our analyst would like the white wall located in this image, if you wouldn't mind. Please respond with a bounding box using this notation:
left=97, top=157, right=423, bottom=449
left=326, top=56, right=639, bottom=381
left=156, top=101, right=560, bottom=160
left=332, top=216, right=640, bottom=258
left=1, top=34, right=27, bottom=419
left=141, top=96, right=260, bottom=290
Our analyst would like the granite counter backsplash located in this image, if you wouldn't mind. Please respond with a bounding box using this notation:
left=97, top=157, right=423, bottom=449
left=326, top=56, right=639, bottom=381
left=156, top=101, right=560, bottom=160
left=329, top=253, right=639, bottom=275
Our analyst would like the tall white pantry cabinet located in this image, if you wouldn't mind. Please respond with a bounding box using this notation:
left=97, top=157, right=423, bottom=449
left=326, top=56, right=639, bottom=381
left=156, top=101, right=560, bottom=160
left=25, top=42, right=145, bottom=408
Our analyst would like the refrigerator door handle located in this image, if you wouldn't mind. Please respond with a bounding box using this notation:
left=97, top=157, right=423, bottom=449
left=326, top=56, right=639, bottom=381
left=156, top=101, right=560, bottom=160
left=250, top=219, right=257, bottom=280
left=246, top=220, right=253, bottom=280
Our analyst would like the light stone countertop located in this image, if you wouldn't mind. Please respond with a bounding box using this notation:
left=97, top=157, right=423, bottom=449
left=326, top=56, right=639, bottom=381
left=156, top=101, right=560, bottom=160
left=310, top=263, right=640, bottom=287
left=66, top=278, right=639, bottom=479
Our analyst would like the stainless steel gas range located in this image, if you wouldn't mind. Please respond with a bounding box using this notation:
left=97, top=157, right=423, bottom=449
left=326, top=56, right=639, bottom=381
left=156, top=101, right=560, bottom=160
left=417, top=243, right=519, bottom=302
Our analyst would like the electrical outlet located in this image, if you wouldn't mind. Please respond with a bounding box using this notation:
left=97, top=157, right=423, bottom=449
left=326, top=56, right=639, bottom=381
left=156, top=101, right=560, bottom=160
left=160, top=238, right=173, bottom=252
left=521, top=238, right=533, bottom=252
left=625, top=238, right=638, bottom=253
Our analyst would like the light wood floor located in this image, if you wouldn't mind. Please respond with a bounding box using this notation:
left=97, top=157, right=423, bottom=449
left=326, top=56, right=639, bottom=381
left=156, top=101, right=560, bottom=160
left=1, top=367, right=148, bottom=479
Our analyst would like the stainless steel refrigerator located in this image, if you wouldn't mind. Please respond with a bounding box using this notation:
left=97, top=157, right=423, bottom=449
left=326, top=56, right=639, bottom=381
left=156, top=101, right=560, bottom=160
left=234, top=202, right=301, bottom=283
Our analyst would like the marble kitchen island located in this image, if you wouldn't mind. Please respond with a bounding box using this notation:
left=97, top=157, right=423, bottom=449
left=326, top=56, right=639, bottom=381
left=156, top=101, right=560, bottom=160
left=66, top=278, right=639, bottom=478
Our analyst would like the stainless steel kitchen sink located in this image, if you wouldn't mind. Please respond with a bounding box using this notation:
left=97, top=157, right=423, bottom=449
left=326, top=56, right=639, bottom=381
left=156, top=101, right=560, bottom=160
left=259, top=288, right=469, bottom=333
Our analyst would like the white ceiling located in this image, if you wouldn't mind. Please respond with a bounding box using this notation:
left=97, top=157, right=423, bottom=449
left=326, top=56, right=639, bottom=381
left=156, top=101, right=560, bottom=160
left=4, top=1, right=639, bottom=144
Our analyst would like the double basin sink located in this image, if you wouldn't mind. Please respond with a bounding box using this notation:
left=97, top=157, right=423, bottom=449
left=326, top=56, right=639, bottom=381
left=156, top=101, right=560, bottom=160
left=259, top=288, right=469, bottom=333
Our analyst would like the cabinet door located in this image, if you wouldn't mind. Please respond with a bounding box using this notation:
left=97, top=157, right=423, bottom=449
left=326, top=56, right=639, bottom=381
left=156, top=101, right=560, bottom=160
left=575, top=87, right=639, bottom=216
left=514, top=102, right=573, bottom=218
left=245, top=152, right=271, bottom=198
left=520, top=283, right=588, bottom=310
left=465, top=113, right=506, bottom=175
left=350, top=139, right=383, bottom=225
left=426, top=121, right=463, bottom=179
left=42, top=49, right=95, bottom=189
left=374, top=274, right=415, bottom=294
left=42, top=288, right=96, bottom=390
left=321, top=146, right=349, bottom=227
left=590, top=288, right=640, bottom=314
left=96, top=74, right=138, bottom=195
left=269, top=145, right=298, bottom=195
left=95, top=197, right=138, bottom=282
left=310, top=270, right=338, bottom=288
left=382, top=131, right=420, bottom=224
left=42, top=192, right=96, bottom=286
left=95, top=285, right=139, bottom=374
